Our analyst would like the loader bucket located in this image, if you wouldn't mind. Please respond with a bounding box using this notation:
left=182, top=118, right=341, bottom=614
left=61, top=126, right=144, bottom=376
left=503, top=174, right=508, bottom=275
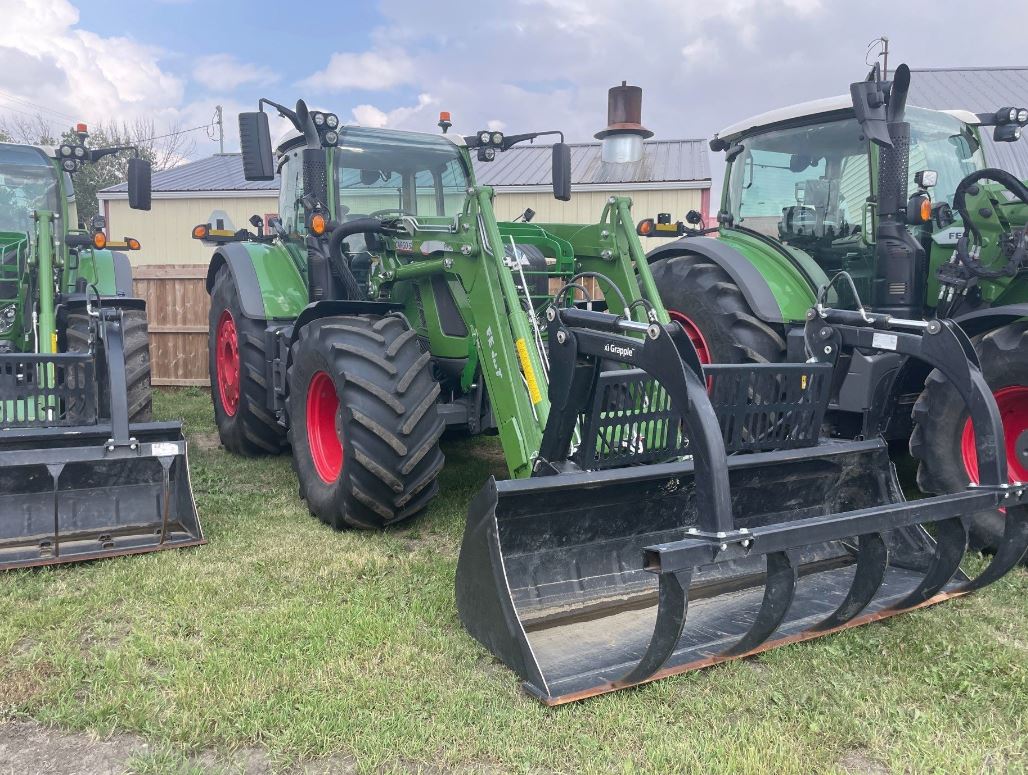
left=0, top=347, right=203, bottom=570
left=455, top=307, right=1028, bottom=704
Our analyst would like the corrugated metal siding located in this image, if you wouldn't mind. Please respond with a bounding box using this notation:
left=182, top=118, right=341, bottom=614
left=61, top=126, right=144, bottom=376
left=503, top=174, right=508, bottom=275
left=473, top=139, right=710, bottom=187
left=909, top=67, right=1028, bottom=178
left=104, top=154, right=279, bottom=194
left=105, top=196, right=276, bottom=264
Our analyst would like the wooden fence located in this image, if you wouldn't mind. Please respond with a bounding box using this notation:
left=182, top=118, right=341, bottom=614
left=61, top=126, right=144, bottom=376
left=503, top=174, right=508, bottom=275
left=133, top=265, right=211, bottom=386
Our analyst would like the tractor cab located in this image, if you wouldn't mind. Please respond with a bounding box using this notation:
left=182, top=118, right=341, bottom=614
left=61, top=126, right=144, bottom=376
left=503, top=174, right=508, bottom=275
left=714, top=98, right=988, bottom=304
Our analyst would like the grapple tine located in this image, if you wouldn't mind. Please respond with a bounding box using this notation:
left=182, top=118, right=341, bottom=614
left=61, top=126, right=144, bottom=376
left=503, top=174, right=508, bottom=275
left=722, top=550, right=798, bottom=657
left=954, top=504, right=1028, bottom=593
left=892, top=517, right=968, bottom=610
left=808, top=533, right=888, bottom=632
left=613, top=569, right=692, bottom=687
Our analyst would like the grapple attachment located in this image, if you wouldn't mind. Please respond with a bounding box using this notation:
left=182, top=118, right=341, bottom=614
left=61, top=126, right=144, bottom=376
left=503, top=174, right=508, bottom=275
left=456, top=307, right=1028, bottom=704
left=0, top=310, right=203, bottom=570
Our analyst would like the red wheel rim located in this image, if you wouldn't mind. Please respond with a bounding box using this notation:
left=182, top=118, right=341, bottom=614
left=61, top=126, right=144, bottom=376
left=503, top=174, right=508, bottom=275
left=306, top=370, right=343, bottom=483
left=960, top=385, right=1028, bottom=484
left=215, top=310, right=241, bottom=417
left=669, top=310, right=712, bottom=364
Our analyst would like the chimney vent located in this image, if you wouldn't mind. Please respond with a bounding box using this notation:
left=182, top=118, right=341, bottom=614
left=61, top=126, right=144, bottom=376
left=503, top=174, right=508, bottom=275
left=595, top=81, right=652, bottom=163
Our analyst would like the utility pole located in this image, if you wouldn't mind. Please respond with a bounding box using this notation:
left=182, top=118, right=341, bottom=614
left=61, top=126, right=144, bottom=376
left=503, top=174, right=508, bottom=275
left=215, top=105, right=224, bottom=154
left=881, top=36, right=889, bottom=80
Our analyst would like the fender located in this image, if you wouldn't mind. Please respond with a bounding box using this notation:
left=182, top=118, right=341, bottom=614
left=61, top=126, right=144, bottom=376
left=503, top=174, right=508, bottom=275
left=205, top=241, right=308, bottom=321
left=72, top=249, right=135, bottom=297
left=288, top=300, right=406, bottom=346
left=646, top=236, right=788, bottom=323
left=954, top=303, right=1028, bottom=338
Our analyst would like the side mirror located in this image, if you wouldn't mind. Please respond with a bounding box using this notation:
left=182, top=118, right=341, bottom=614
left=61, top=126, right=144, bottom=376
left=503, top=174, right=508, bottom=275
left=551, top=142, right=571, bottom=202
left=239, top=112, right=275, bottom=181
left=127, top=158, right=152, bottom=211
left=850, top=80, right=891, bottom=148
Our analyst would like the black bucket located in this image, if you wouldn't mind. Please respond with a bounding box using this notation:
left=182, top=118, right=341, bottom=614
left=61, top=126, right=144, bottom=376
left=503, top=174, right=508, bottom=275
left=0, top=422, right=203, bottom=569
left=455, top=306, right=1028, bottom=704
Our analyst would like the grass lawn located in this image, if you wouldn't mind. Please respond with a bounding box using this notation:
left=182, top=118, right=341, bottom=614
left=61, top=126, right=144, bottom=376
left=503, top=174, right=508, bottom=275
left=1, top=387, right=1026, bottom=774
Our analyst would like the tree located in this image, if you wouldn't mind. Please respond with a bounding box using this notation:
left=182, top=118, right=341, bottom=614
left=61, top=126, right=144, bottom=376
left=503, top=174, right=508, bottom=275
left=0, top=112, right=196, bottom=223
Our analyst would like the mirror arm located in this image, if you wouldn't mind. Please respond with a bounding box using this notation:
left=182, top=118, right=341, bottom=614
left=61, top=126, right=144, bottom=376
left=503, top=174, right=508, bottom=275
left=258, top=98, right=300, bottom=132
left=87, top=145, right=139, bottom=164
left=501, top=130, right=564, bottom=151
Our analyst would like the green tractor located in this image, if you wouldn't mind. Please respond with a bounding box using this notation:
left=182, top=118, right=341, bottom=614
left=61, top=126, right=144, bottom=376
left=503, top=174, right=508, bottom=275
left=198, top=96, right=1027, bottom=704
left=645, top=63, right=1028, bottom=552
left=0, top=130, right=201, bottom=569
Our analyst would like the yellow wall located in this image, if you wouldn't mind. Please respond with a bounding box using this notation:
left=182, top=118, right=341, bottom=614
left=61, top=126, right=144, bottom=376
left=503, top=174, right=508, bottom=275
left=103, top=186, right=704, bottom=265
left=103, top=195, right=278, bottom=265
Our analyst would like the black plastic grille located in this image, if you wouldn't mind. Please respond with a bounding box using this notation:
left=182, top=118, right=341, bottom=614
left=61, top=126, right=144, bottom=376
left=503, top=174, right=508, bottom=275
left=576, top=362, right=833, bottom=469
left=0, top=352, right=98, bottom=428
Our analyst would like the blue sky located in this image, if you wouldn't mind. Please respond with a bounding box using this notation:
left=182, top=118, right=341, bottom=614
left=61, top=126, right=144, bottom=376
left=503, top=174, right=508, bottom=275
left=3, top=0, right=1028, bottom=177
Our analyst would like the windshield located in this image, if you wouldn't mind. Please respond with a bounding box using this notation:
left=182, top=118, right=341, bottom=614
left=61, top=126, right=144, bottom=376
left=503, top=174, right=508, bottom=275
left=906, top=107, right=985, bottom=203
left=0, top=145, right=59, bottom=233
left=333, top=126, right=468, bottom=222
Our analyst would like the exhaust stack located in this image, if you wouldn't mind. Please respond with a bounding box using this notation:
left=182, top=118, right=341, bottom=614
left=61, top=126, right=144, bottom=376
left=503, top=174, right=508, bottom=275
left=595, top=81, right=652, bottom=164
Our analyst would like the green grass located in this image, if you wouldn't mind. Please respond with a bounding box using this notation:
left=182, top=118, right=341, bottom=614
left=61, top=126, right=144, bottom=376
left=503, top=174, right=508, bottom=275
left=1, top=386, right=1026, bottom=774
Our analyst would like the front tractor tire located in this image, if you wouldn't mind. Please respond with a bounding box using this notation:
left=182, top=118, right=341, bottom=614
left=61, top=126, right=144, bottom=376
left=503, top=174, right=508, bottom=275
left=208, top=268, right=286, bottom=456
left=286, top=314, right=445, bottom=530
left=64, top=307, right=152, bottom=422
left=650, top=253, right=785, bottom=364
left=911, top=321, right=1028, bottom=552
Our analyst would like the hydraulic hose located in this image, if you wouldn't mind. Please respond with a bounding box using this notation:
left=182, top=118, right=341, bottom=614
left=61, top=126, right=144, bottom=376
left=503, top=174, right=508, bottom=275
left=326, top=218, right=386, bottom=300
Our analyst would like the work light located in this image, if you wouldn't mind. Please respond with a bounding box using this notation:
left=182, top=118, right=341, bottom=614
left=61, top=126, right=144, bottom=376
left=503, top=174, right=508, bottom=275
left=491, top=132, right=503, bottom=146
left=325, top=114, right=339, bottom=129
left=479, top=131, right=491, bottom=145
left=313, top=112, right=325, bottom=126
left=0, top=304, right=15, bottom=334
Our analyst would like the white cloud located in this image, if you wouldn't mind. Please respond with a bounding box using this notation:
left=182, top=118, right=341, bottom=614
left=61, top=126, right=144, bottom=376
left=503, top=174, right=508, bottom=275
left=0, top=0, right=184, bottom=128
left=300, top=50, right=416, bottom=92
left=192, top=54, right=278, bottom=91
left=350, top=93, right=436, bottom=130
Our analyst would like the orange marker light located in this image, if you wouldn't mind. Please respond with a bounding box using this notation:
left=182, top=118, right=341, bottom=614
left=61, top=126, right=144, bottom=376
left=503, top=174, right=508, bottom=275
left=92, top=231, right=106, bottom=249
left=127, top=237, right=141, bottom=250
left=192, top=224, right=209, bottom=240
left=920, top=197, right=932, bottom=223
left=637, top=219, right=654, bottom=236
left=310, top=212, right=327, bottom=236
left=76, top=123, right=88, bottom=134
left=439, top=111, right=451, bottom=123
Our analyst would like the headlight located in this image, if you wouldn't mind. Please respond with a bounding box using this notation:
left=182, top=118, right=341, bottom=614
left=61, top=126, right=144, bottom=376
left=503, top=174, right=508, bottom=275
left=0, top=304, right=16, bottom=334
left=491, top=131, right=503, bottom=146
left=323, top=130, right=338, bottom=146
left=62, top=159, right=77, bottom=172
left=1010, top=108, right=1019, bottom=123
left=479, top=131, right=491, bottom=144
left=1018, top=109, right=1028, bottom=124
left=74, top=146, right=85, bottom=158
left=325, top=114, right=339, bottom=129
left=313, top=112, right=325, bottom=126
left=60, top=145, right=72, bottom=157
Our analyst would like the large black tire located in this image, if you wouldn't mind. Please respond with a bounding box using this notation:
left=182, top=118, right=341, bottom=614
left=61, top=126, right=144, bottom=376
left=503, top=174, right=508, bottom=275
left=911, top=321, right=1028, bottom=552
left=65, top=307, right=152, bottom=422
left=650, top=253, right=785, bottom=363
left=208, top=267, right=286, bottom=456
left=286, top=314, right=445, bottom=529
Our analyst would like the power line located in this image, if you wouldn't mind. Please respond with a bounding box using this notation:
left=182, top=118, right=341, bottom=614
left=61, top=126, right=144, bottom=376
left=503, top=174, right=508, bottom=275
left=0, top=88, right=80, bottom=124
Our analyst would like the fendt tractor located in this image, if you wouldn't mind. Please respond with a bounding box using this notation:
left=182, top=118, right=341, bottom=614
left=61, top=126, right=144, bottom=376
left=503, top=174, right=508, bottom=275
left=643, top=64, right=1028, bottom=555
left=0, top=129, right=201, bottom=569
left=198, top=88, right=1026, bottom=704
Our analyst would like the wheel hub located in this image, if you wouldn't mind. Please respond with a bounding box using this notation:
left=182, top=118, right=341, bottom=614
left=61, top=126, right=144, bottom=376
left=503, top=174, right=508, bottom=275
left=215, top=310, right=241, bottom=417
left=961, top=384, right=1028, bottom=484
left=306, top=370, right=343, bottom=483
left=668, top=310, right=711, bottom=365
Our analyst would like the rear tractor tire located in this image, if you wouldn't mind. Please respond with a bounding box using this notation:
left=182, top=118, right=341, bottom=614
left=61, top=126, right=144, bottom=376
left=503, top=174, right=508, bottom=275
left=64, top=306, right=152, bottom=422
left=286, top=314, right=445, bottom=529
left=208, top=267, right=286, bottom=456
left=911, top=321, right=1028, bottom=553
left=650, top=253, right=785, bottom=364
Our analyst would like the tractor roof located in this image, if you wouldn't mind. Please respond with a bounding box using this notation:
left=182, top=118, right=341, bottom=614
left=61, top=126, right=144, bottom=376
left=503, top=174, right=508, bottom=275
left=275, top=124, right=466, bottom=154
left=713, top=94, right=980, bottom=144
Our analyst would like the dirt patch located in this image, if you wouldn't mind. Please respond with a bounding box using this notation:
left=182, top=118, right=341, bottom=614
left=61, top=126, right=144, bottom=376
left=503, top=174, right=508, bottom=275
left=1, top=661, right=56, bottom=709
left=835, top=749, right=889, bottom=774
left=0, top=720, right=150, bottom=775
left=190, top=432, right=223, bottom=452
